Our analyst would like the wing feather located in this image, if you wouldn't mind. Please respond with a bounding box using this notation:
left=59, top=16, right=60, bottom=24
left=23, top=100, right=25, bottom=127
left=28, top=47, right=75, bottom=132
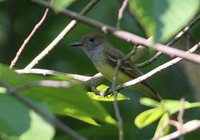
left=104, top=46, right=159, bottom=95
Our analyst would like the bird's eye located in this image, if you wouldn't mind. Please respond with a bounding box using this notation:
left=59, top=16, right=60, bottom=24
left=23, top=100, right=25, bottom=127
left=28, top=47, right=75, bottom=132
left=89, top=37, right=95, bottom=42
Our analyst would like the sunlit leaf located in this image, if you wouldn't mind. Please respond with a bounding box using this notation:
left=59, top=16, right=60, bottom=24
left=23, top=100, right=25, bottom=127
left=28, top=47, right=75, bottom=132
left=0, top=91, right=55, bottom=140
left=161, top=100, right=200, bottom=115
left=135, top=108, right=164, bottom=128
left=0, top=64, right=116, bottom=126
left=154, top=113, right=170, bottom=138
left=87, top=84, right=129, bottom=101
left=140, top=97, right=160, bottom=107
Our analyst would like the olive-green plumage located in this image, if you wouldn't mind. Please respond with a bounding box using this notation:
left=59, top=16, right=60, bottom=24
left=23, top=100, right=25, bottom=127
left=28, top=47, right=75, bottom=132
left=70, top=33, right=161, bottom=101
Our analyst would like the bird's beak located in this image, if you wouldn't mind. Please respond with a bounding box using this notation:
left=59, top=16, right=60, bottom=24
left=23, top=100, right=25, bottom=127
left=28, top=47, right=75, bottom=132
left=69, top=41, right=83, bottom=47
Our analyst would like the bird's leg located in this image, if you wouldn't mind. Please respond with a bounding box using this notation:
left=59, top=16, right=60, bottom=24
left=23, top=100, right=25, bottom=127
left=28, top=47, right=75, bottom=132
left=100, top=87, right=121, bottom=97
left=89, top=86, right=101, bottom=95
left=100, top=87, right=112, bottom=96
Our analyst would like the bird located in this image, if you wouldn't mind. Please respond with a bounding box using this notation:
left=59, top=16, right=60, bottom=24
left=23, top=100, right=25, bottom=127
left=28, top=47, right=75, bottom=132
left=70, top=32, right=162, bottom=101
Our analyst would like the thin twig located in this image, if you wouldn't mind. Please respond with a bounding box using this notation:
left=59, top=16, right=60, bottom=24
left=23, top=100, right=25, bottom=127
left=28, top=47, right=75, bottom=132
left=113, top=41, right=200, bottom=92
left=0, top=81, right=87, bottom=140
left=25, top=0, right=100, bottom=69
left=16, top=68, right=92, bottom=81
left=178, top=99, right=185, bottom=126
left=137, top=14, right=200, bottom=68
left=123, top=45, right=137, bottom=61
left=112, top=60, right=124, bottom=140
left=185, top=35, right=191, bottom=50
left=169, top=120, right=182, bottom=130
left=111, top=46, right=137, bottom=140
left=158, top=120, right=200, bottom=140
left=177, top=98, right=186, bottom=140
left=31, top=0, right=200, bottom=64
left=116, top=0, right=129, bottom=29
left=16, top=68, right=105, bottom=93
left=16, top=80, right=73, bottom=90
left=153, top=119, right=170, bottom=140
left=10, top=8, right=49, bottom=69
left=154, top=98, right=187, bottom=140
left=136, top=52, right=162, bottom=68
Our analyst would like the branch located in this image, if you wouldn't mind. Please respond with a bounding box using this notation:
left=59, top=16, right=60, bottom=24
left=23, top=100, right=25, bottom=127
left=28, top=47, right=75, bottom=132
left=10, top=8, right=49, bottom=69
left=17, top=80, right=73, bottom=90
left=177, top=98, right=186, bottom=140
left=0, top=81, right=87, bottom=140
left=16, top=68, right=92, bottom=81
left=25, top=0, right=100, bottom=69
left=32, top=0, right=200, bottom=64
left=116, top=0, right=129, bottom=29
left=136, top=52, right=162, bottom=68
left=159, top=120, right=200, bottom=140
left=121, top=41, right=200, bottom=89
left=109, top=41, right=200, bottom=93
left=137, top=14, right=200, bottom=67
left=112, top=60, right=124, bottom=140
left=16, top=68, right=105, bottom=91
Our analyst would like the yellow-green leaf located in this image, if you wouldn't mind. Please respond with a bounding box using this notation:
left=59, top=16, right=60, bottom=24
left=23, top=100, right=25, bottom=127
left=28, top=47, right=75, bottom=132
left=135, top=108, right=164, bottom=128
left=154, top=113, right=170, bottom=138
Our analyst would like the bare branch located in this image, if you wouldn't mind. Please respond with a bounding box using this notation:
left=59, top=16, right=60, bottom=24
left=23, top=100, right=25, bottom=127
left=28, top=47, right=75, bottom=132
left=153, top=119, right=170, bottom=140
left=112, top=60, right=124, bottom=140
left=137, top=14, right=200, bottom=67
left=17, top=80, right=73, bottom=90
left=117, top=0, right=129, bottom=29
left=16, top=68, right=105, bottom=92
left=108, top=41, right=200, bottom=93
left=177, top=98, right=186, bottom=140
left=16, top=68, right=92, bottom=81
left=10, top=8, right=49, bottom=69
left=0, top=81, right=87, bottom=140
left=120, top=42, right=200, bottom=90
left=25, top=0, right=100, bottom=69
left=136, top=52, right=162, bottom=68
left=159, top=120, right=200, bottom=140
left=110, top=46, right=138, bottom=140
left=31, top=0, right=200, bottom=64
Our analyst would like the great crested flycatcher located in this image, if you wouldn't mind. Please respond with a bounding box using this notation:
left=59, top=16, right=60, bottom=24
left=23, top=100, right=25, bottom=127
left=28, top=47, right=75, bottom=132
left=70, top=32, right=161, bottom=101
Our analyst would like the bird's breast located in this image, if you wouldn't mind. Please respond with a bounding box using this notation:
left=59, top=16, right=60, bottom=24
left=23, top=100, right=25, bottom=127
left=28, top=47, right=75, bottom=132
left=94, top=60, right=132, bottom=84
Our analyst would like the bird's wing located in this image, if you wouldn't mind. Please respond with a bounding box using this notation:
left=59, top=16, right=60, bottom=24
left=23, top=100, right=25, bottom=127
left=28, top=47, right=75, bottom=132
left=104, top=46, right=153, bottom=87
left=104, top=46, right=161, bottom=101
left=105, top=46, right=142, bottom=79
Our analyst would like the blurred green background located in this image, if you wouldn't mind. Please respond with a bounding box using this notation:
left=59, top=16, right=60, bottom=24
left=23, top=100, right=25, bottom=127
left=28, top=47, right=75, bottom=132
left=0, top=0, right=200, bottom=140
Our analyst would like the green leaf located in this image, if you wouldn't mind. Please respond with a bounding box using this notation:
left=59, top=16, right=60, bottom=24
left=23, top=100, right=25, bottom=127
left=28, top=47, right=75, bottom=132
left=135, top=108, right=164, bottom=128
left=139, top=98, right=200, bottom=118
left=0, top=64, right=116, bottom=125
left=0, top=90, right=55, bottom=140
left=129, top=0, right=200, bottom=43
left=0, top=87, right=6, bottom=93
left=53, top=0, right=77, bottom=12
left=161, top=100, right=200, bottom=115
left=140, top=97, right=160, bottom=108
left=18, top=111, right=55, bottom=140
left=87, top=84, right=129, bottom=101
left=186, top=102, right=200, bottom=108
left=154, top=113, right=170, bottom=137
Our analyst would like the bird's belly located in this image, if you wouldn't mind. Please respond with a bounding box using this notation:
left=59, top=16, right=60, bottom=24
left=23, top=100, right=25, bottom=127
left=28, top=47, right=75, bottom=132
left=94, top=62, right=159, bottom=100
left=95, top=63, right=132, bottom=84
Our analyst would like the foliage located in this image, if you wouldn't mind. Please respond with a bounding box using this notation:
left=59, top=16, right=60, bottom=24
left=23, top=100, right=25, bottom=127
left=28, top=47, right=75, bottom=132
left=0, top=0, right=200, bottom=140
left=135, top=98, right=200, bottom=136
